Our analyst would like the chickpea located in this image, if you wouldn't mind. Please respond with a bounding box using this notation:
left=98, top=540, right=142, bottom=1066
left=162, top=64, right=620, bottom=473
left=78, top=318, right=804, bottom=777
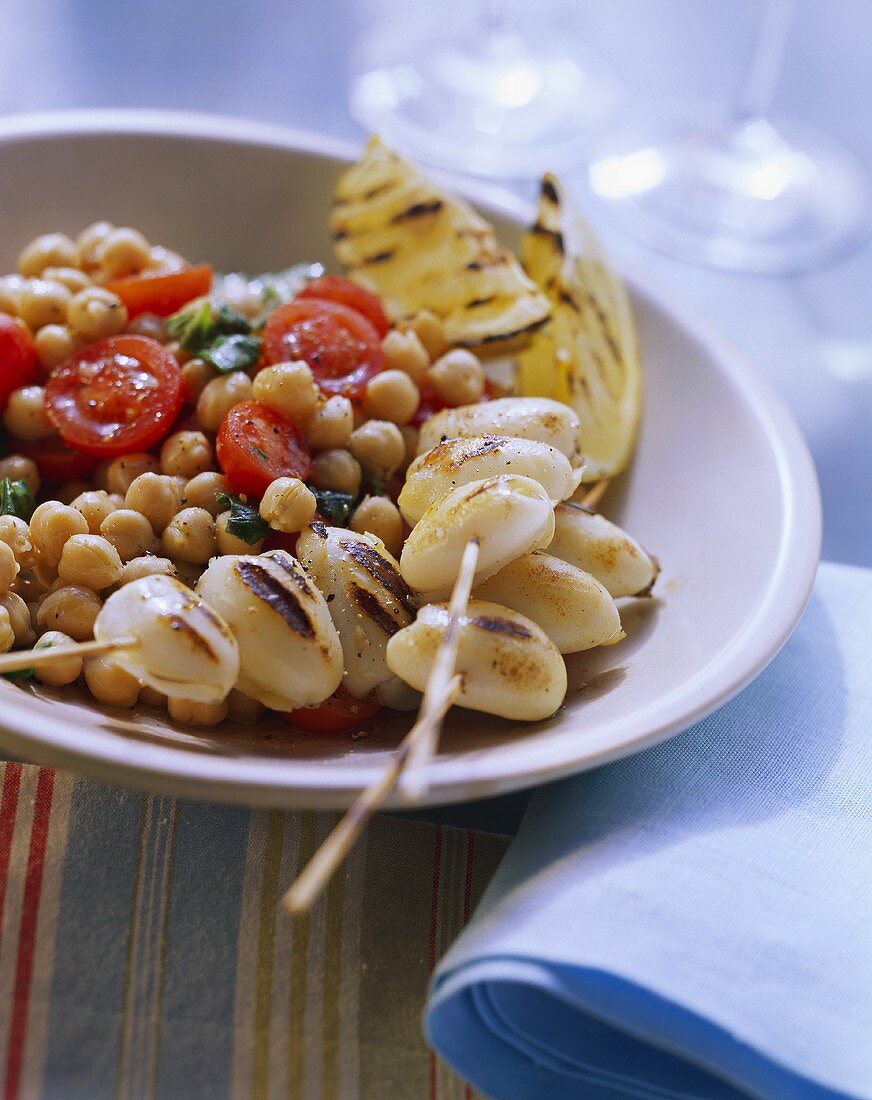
left=160, top=431, right=212, bottom=479
left=167, top=696, right=228, bottom=726
left=41, top=266, right=91, bottom=294
left=147, top=246, right=186, bottom=274
left=106, top=452, right=160, bottom=496
left=127, top=312, right=167, bottom=341
left=227, top=689, right=264, bottom=726
left=37, top=584, right=102, bottom=640
left=400, top=425, right=419, bottom=470
left=0, top=607, right=14, bottom=654
left=67, top=287, right=128, bottom=339
left=17, top=233, right=77, bottom=278
left=310, top=449, right=362, bottom=496
left=99, top=510, right=159, bottom=562
left=76, top=221, right=114, bottom=271
left=32, top=555, right=58, bottom=591
left=13, top=570, right=44, bottom=603
left=259, top=478, right=317, bottom=534
left=138, top=685, right=167, bottom=709
left=33, top=630, right=83, bottom=687
left=161, top=507, right=216, bottom=564
left=162, top=339, right=193, bottom=366
left=33, top=323, right=77, bottom=373
left=57, top=534, right=123, bottom=590
left=70, top=490, right=117, bottom=533
left=173, top=561, right=204, bottom=589
left=16, top=279, right=71, bottom=330
left=408, top=310, right=448, bottom=359
left=196, top=372, right=253, bottom=432
left=0, top=592, right=34, bottom=647
left=349, top=496, right=404, bottom=558
left=0, top=516, right=36, bottom=570
left=124, top=473, right=183, bottom=533
left=428, top=349, right=485, bottom=406
left=348, top=420, right=405, bottom=480
left=215, top=511, right=263, bottom=556
left=0, top=455, right=40, bottom=495
left=84, top=655, right=140, bottom=709
left=0, top=541, right=19, bottom=592
left=119, top=556, right=177, bottom=586
left=29, top=501, right=89, bottom=567
left=381, top=329, right=430, bottom=384
left=183, top=471, right=231, bottom=517
left=252, top=361, right=319, bottom=424
left=97, top=227, right=151, bottom=279
left=304, top=395, right=353, bottom=450
left=0, top=276, right=22, bottom=315
left=363, top=369, right=420, bottom=425
left=3, top=384, right=51, bottom=441
left=56, top=480, right=90, bottom=506
left=180, top=358, right=216, bottom=404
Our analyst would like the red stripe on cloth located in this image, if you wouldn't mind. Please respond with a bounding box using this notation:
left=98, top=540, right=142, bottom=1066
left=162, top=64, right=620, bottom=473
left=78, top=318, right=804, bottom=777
left=0, top=764, right=23, bottom=941
left=428, top=826, right=444, bottom=1100
left=3, top=767, right=54, bottom=1100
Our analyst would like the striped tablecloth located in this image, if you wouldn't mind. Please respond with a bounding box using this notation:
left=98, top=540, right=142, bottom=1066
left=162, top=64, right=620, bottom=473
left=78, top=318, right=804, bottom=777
left=0, top=761, right=507, bottom=1099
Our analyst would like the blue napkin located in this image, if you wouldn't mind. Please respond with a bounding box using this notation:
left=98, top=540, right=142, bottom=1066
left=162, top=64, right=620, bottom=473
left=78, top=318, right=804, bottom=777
left=427, top=562, right=872, bottom=1100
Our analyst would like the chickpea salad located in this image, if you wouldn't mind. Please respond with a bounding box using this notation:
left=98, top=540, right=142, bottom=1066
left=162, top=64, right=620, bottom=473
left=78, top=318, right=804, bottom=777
left=0, top=140, right=658, bottom=736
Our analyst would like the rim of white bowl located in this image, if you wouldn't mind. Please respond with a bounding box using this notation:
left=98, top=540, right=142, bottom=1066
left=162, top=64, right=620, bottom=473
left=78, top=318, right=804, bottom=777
left=0, top=110, right=822, bottom=808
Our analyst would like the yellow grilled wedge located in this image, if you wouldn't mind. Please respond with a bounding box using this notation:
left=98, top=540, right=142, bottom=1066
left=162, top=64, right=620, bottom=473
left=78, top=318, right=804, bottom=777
left=331, top=137, right=551, bottom=350
left=517, top=175, right=642, bottom=482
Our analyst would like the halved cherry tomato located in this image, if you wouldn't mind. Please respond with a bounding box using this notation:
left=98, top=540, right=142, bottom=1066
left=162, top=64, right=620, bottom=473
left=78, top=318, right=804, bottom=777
left=297, top=275, right=390, bottom=337
left=0, top=316, right=39, bottom=410
left=262, top=299, right=383, bottom=400
left=282, top=687, right=381, bottom=736
left=44, top=336, right=183, bottom=457
left=105, top=263, right=213, bottom=318
left=216, top=400, right=312, bottom=497
left=11, top=433, right=97, bottom=483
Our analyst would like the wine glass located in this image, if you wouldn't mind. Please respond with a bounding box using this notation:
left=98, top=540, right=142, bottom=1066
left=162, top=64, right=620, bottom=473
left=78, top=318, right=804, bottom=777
left=349, top=1, right=620, bottom=178
left=586, top=0, right=870, bottom=274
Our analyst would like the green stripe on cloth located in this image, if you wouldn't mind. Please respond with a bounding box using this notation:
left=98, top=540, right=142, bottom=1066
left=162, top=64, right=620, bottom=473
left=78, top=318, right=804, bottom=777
left=0, top=765, right=507, bottom=1099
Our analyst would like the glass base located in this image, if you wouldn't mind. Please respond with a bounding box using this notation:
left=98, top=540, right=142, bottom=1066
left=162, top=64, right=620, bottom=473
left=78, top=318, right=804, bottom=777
left=350, top=20, right=619, bottom=178
left=587, top=109, right=870, bottom=273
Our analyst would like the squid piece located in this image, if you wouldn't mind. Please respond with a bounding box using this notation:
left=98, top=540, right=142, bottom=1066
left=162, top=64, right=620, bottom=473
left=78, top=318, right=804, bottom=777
left=399, top=474, right=555, bottom=596
left=386, top=599, right=566, bottom=721
left=399, top=435, right=582, bottom=526
left=548, top=504, right=659, bottom=598
left=416, top=397, right=582, bottom=463
left=94, top=574, right=239, bottom=703
left=196, top=550, right=343, bottom=711
left=474, top=551, right=624, bottom=653
left=296, top=523, right=415, bottom=703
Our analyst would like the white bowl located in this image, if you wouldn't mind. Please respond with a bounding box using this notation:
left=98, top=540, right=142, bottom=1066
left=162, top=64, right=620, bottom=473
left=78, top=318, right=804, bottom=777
left=0, top=111, right=821, bottom=808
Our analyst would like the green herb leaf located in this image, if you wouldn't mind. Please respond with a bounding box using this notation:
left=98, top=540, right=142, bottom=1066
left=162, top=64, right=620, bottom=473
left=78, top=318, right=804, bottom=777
left=0, top=478, right=35, bottom=521
left=311, top=488, right=355, bottom=526
left=166, top=298, right=251, bottom=351
left=215, top=492, right=270, bottom=545
left=2, top=667, right=34, bottom=682
left=362, top=473, right=388, bottom=499
left=201, top=334, right=262, bottom=374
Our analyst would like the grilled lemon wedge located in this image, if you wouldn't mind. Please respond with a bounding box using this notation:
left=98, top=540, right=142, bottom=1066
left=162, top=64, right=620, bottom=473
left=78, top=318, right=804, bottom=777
left=517, top=175, right=642, bottom=482
left=331, top=137, right=551, bottom=350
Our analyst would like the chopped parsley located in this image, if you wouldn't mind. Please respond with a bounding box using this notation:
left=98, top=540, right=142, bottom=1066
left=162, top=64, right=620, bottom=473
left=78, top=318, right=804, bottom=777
left=166, top=298, right=251, bottom=352
left=310, top=488, right=355, bottom=526
left=200, top=333, right=262, bottom=374
left=0, top=478, right=35, bottom=522
left=216, top=492, right=270, bottom=545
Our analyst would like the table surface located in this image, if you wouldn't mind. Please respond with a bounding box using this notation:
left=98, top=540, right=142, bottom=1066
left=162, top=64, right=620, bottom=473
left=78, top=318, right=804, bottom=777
left=0, top=0, right=869, bottom=833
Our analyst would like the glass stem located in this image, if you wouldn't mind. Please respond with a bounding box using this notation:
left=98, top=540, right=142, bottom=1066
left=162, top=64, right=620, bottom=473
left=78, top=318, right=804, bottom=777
left=735, top=0, right=796, bottom=123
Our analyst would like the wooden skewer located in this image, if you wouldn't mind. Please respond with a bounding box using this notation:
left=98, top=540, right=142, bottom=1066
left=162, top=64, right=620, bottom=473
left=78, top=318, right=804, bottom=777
left=0, top=636, right=137, bottom=675
left=282, top=538, right=480, bottom=916
left=400, top=537, right=479, bottom=799
left=579, top=478, right=611, bottom=510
